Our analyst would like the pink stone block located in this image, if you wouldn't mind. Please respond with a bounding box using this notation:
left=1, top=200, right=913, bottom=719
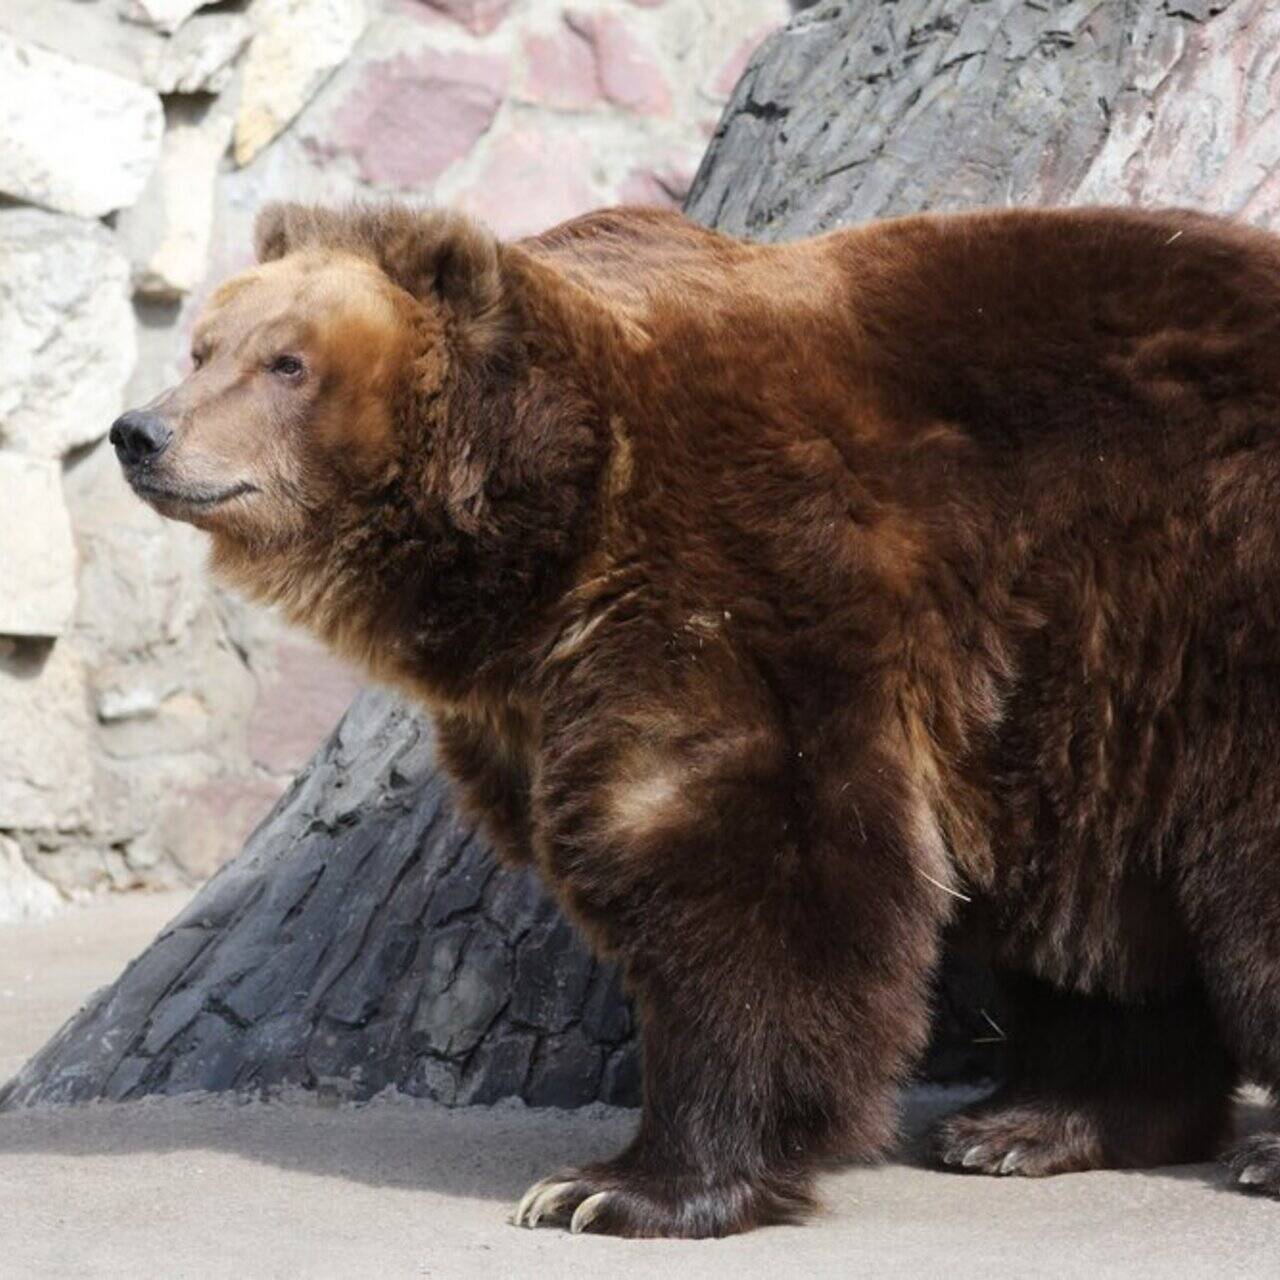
left=415, top=0, right=514, bottom=36
left=705, top=21, right=784, bottom=102
left=249, top=642, right=364, bottom=775
left=326, top=49, right=507, bottom=188
left=619, top=157, right=696, bottom=208
left=457, top=128, right=597, bottom=240
left=169, top=777, right=288, bottom=878
left=521, top=23, right=599, bottom=111
left=565, top=9, right=672, bottom=116
left=388, top=0, right=452, bottom=26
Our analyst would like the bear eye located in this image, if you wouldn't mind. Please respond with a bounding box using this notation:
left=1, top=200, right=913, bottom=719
left=190, top=347, right=206, bottom=370
left=269, top=354, right=305, bottom=379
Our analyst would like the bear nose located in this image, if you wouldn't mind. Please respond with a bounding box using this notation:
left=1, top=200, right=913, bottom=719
left=109, top=410, right=172, bottom=468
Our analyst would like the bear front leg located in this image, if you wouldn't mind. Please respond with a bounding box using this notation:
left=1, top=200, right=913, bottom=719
left=514, top=698, right=949, bottom=1237
left=435, top=708, right=536, bottom=866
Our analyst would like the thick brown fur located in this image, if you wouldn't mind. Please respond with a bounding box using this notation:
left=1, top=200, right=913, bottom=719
left=113, top=200, right=1280, bottom=1235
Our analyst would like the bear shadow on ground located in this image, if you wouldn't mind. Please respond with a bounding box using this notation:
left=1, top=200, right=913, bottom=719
left=0, top=1086, right=1268, bottom=1206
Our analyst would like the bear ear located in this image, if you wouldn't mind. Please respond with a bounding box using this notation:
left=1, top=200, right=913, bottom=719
left=254, top=202, right=366, bottom=263
left=251, top=201, right=516, bottom=362
left=253, top=201, right=298, bottom=263
left=378, top=209, right=512, bottom=363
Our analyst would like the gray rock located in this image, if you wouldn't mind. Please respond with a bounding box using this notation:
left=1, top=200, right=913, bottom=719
left=1072, top=0, right=1280, bottom=217
left=524, top=1028, right=605, bottom=1109
left=509, top=916, right=594, bottom=1035
left=0, top=690, right=640, bottom=1108
left=684, top=0, right=1214, bottom=239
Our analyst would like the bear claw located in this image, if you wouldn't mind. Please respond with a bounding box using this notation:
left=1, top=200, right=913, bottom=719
left=569, top=1192, right=613, bottom=1234
left=514, top=1177, right=577, bottom=1228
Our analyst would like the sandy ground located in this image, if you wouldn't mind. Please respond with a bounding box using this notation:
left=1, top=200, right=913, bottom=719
left=0, top=894, right=1274, bottom=1279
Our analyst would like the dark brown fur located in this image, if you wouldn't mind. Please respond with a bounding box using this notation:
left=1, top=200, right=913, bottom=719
left=115, top=200, right=1280, bottom=1236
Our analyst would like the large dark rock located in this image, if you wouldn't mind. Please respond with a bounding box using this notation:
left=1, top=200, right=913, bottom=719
left=1, top=691, right=636, bottom=1108
left=4, top=0, right=1237, bottom=1111
left=685, top=0, right=1196, bottom=238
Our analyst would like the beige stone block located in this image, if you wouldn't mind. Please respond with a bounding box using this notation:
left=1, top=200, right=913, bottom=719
left=0, top=207, right=136, bottom=459
left=235, top=0, right=370, bottom=167
left=0, top=454, right=76, bottom=638
left=0, top=35, right=162, bottom=218
left=0, top=637, right=94, bottom=830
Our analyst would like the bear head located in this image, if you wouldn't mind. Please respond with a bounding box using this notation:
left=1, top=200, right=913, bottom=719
left=110, top=202, right=605, bottom=694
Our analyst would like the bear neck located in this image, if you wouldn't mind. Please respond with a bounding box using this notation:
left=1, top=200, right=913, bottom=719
left=296, top=284, right=613, bottom=713
left=210, top=248, right=623, bottom=719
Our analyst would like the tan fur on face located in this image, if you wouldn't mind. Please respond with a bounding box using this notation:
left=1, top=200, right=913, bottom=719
left=145, top=250, right=415, bottom=545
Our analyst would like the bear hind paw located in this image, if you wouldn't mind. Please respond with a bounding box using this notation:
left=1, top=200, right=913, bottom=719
left=1225, top=1134, right=1280, bottom=1198
left=933, top=1101, right=1104, bottom=1177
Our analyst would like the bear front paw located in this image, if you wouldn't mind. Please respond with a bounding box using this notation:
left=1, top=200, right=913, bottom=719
left=511, top=1163, right=811, bottom=1238
left=1225, top=1134, right=1280, bottom=1198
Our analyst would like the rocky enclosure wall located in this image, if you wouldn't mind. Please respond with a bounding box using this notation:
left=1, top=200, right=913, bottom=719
left=0, top=0, right=792, bottom=917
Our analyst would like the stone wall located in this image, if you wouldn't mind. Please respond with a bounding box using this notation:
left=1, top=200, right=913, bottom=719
left=0, top=0, right=791, bottom=917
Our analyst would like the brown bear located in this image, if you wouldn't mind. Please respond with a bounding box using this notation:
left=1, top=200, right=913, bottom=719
left=110, top=200, right=1280, bottom=1238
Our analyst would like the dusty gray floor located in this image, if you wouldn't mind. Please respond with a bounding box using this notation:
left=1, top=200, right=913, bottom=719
left=0, top=894, right=1274, bottom=1279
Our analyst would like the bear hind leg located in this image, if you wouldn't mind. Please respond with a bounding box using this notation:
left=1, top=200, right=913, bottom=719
left=1181, top=852, right=1280, bottom=1198
left=933, top=974, right=1235, bottom=1177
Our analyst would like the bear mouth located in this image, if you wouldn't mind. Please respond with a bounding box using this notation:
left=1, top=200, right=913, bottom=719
left=131, top=479, right=259, bottom=512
